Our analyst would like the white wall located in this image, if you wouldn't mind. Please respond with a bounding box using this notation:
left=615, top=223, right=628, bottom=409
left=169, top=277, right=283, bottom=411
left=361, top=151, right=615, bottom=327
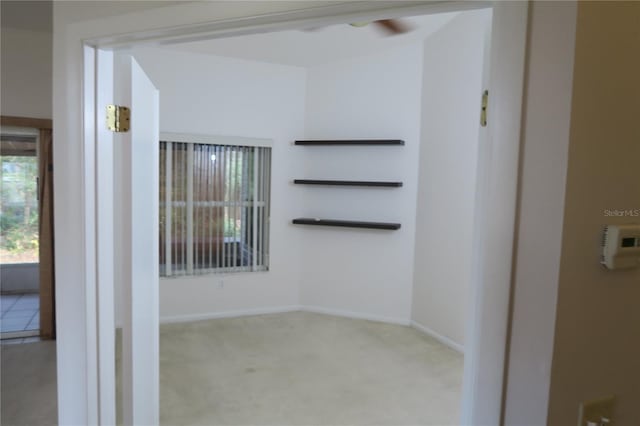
left=0, top=27, right=52, bottom=119
left=411, top=11, right=490, bottom=348
left=117, top=47, right=307, bottom=322
left=127, top=43, right=426, bottom=325
left=300, top=45, right=424, bottom=324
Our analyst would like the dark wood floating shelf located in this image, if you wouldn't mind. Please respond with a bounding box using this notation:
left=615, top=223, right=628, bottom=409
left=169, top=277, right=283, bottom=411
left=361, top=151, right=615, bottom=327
left=294, top=179, right=403, bottom=187
left=295, top=139, right=405, bottom=146
left=292, top=218, right=401, bottom=230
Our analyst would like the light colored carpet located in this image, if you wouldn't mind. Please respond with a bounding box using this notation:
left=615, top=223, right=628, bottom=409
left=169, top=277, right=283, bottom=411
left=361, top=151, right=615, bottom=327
left=153, top=311, right=463, bottom=426
left=1, top=340, right=57, bottom=426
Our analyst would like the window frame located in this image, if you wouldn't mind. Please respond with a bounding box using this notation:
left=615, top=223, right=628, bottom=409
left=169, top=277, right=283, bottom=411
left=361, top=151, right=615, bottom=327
left=159, top=132, right=272, bottom=277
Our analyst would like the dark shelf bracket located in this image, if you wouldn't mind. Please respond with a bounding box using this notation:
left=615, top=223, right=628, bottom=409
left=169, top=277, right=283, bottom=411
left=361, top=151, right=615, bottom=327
left=292, top=218, right=401, bottom=230
left=293, top=179, right=403, bottom=187
left=295, top=139, right=404, bottom=146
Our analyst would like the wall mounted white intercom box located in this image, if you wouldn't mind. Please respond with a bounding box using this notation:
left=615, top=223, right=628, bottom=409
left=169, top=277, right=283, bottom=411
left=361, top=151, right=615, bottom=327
left=601, top=224, right=640, bottom=270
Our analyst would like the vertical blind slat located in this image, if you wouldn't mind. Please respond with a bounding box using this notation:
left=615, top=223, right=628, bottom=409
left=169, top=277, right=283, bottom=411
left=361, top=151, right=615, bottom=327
left=257, top=148, right=262, bottom=267
left=265, top=148, right=272, bottom=265
left=177, top=144, right=182, bottom=274
left=207, top=144, right=213, bottom=271
left=197, top=144, right=201, bottom=271
left=173, top=144, right=177, bottom=273
left=200, top=145, right=206, bottom=271
left=193, top=145, right=198, bottom=271
left=232, top=146, right=238, bottom=269
left=186, top=143, right=194, bottom=274
left=216, top=144, right=222, bottom=273
left=181, top=145, right=187, bottom=274
left=165, top=142, right=172, bottom=276
left=173, top=143, right=178, bottom=273
left=241, top=146, right=246, bottom=268
left=224, top=145, right=229, bottom=270
left=184, top=144, right=188, bottom=274
left=261, top=147, right=266, bottom=266
left=252, top=147, right=258, bottom=272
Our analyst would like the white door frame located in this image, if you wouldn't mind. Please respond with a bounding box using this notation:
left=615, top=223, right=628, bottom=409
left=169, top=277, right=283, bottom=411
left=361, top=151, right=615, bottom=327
left=53, top=1, right=528, bottom=425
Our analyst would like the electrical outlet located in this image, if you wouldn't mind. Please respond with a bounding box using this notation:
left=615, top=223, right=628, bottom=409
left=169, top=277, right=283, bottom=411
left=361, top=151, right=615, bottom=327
left=578, top=395, right=615, bottom=426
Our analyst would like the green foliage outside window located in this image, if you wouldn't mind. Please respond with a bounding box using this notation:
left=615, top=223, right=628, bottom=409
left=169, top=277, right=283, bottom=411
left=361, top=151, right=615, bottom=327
left=0, top=155, right=39, bottom=263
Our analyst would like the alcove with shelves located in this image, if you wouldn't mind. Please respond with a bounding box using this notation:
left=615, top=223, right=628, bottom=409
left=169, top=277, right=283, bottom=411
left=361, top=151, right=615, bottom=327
left=292, top=139, right=403, bottom=231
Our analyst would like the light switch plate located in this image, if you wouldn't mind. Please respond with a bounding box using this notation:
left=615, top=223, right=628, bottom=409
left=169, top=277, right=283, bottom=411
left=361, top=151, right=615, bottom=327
left=578, top=395, right=615, bottom=426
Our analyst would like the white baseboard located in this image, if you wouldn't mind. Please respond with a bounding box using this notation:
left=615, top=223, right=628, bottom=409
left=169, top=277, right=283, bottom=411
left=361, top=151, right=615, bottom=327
left=411, top=320, right=464, bottom=354
left=300, top=305, right=411, bottom=326
left=160, top=305, right=301, bottom=324
left=160, top=304, right=414, bottom=328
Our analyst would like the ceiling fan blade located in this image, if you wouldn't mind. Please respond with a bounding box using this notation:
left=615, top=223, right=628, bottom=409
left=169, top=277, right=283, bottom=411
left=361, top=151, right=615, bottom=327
left=373, top=19, right=411, bottom=36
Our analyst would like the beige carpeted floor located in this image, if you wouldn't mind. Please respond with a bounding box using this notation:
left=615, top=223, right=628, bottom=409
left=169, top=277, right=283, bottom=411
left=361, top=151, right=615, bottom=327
left=2, top=312, right=463, bottom=426
left=152, top=311, right=463, bottom=426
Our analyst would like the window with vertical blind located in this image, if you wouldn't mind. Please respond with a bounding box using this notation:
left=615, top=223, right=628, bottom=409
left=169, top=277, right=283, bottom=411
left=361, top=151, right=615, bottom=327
left=159, top=134, right=271, bottom=277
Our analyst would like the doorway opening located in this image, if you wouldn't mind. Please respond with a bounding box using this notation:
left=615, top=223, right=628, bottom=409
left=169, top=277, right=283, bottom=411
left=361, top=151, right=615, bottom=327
left=71, top=2, right=528, bottom=425
left=110, top=6, right=495, bottom=426
left=0, top=119, right=55, bottom=344
left=1, top=127, right=40, bottom=341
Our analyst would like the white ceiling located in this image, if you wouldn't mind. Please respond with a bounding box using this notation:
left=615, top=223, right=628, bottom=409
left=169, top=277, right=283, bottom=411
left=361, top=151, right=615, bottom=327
left=162, top=12, right=459, bottom=68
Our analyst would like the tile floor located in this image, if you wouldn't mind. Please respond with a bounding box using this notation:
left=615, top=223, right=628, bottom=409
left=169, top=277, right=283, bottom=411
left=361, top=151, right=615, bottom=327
left=1, top=294, right=40, bottom=337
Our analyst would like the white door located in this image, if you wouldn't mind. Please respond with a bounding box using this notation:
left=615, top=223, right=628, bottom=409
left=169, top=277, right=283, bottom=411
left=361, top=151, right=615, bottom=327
left=114, top=54, right=160, bottom=426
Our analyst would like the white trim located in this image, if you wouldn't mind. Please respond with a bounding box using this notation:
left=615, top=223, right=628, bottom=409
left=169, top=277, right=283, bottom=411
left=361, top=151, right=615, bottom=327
left=89, top=1, right=491, bottom=49
left=411, top=320, right=464, bottom=354
left=82, top=45, right=99, bottom=425
left=161, top=306, right=412, bottom=327
left=300, top=305, right=411, bottom=326
left=160, top=132, right=273, bottom=148
left=95, top=48, right=116, bottom=426
left=160, top=305, right=301, bottom=324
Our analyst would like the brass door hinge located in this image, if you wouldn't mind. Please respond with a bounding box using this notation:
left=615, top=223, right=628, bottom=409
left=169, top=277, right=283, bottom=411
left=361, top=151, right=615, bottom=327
left=480, top=90, right=488, bottom=127
left=107, top=105, right=130, bottom=132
